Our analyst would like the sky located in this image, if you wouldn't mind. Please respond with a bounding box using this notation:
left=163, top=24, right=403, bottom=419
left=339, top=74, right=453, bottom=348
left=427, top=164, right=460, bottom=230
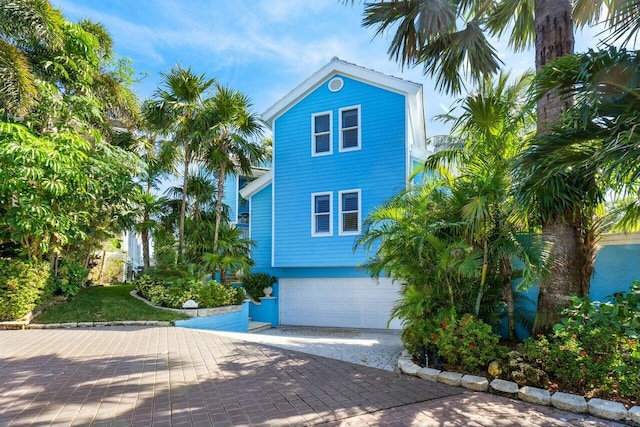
left=52, top=0, right=613, bottom=138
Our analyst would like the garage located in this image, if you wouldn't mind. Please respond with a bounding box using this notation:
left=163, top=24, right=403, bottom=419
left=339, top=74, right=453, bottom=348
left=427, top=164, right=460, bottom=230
left=278, top=277, right=402, bottom=329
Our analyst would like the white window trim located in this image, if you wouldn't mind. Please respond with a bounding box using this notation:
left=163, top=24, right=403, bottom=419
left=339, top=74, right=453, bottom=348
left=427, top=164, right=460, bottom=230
left=311, top=191, right=333, bottom=237
left=339, top=189, right=361, bottom=236
left=311, top=111, right=333, bottom=157
left=338, top=105, right=361, bottom=152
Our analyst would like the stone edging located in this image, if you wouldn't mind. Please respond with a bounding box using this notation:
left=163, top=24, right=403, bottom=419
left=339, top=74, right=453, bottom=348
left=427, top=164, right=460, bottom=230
left=0, top=320, right=173, bottom=330
left=397, top=352, right=638, bottom=423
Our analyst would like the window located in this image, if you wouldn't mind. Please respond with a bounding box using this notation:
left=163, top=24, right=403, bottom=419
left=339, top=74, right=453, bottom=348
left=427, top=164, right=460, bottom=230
left=339, top=189, right=361, bottom=235
left=312, top=111, right=332, bottom=156
left=339, top=106, right=360, bottom=152
left=312, top=192, right=332, bottom=236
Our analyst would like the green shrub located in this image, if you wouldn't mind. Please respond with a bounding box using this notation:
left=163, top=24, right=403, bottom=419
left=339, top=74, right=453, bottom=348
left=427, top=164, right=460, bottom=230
left=435, top=314, right=506, bottom=372
left=56, top=260, right=89, bottom=297
left=515, top=284, right=640, bottom=400
left=132, top=274, right=244, bottom=309
left=198, top=283, right=245, bottom=307
left=0, top=259, right=55, bottom=321
left=241, top=272, right=276, bottom=300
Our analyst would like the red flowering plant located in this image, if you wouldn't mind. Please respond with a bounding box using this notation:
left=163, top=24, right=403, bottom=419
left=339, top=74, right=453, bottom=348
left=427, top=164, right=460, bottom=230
left=434, top=314, right=506, bottom=372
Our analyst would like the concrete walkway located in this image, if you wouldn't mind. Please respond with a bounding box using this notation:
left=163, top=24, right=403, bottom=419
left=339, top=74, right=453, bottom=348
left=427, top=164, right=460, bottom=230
left=212, top=326, right=403, bottom=371
left=0, top=327, right=621, bottom=426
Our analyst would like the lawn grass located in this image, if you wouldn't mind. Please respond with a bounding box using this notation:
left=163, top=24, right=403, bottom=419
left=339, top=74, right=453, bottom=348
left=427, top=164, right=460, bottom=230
left=35, top=284, right=189, bottom=323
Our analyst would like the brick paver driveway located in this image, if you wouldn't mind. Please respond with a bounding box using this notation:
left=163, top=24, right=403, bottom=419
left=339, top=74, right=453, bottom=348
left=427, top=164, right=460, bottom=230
left=0, top=327, right=620, bottom=426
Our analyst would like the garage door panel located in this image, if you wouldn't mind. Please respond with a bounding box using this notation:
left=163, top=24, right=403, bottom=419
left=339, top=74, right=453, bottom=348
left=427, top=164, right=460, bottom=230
left=279, top=278, right=402, bottom=329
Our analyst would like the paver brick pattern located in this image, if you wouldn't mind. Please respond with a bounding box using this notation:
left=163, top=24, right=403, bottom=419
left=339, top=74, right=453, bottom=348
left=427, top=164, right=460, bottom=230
left=0, top=327, right=461, bottom=426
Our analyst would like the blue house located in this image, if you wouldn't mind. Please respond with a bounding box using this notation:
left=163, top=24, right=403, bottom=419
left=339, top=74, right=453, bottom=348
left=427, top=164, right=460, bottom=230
left=233, top=58, right=429, bottom=329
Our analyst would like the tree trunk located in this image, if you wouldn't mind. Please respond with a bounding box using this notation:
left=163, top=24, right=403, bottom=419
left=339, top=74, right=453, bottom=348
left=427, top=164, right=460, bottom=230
left=141, top=225, right=150, bottom=270
left=177, top=143, right=190, bottom=263
left=500, top=254, right=516, bottom=342
left=533, top=214, right=585, bottom=334
left=213, top=162, right=226, bottom=253
left=532, top=0, right=583, bottom=335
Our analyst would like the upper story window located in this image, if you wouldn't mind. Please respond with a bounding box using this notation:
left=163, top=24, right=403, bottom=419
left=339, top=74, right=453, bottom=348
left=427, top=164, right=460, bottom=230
left=339, top=106, right=360, bottom=152
left=312, top=111, right=332, bottom=156
left=339, top=189, right=361, bottom=235
left=312, top=192, right=333, bottom=236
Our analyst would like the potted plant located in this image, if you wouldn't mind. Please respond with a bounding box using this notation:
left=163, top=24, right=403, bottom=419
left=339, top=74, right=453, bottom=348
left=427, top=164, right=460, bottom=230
left=242, top=273, right=277, bottom=300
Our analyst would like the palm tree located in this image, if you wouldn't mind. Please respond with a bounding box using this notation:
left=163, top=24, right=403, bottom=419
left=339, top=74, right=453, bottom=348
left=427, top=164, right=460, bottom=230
left=425, top=72, right=547, bottom=338
left=198, top=84, right=264, bottom=254
left=350, top=0, right=639, bottom=333
left=145, top=65, right=215, bottom=262
left=0, top=0, right=63, bottom=116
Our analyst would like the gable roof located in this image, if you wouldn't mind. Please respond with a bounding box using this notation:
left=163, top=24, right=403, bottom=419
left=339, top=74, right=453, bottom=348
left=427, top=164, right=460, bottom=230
left=240, top=169, right=273, bottom=199
left=262, top=57, right=424, bottom=129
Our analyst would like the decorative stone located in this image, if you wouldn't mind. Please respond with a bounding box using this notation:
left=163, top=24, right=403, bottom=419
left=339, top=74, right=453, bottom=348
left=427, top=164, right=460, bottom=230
left=397, top=359, right=420, bottom=376
left=489, top=379, right=519, bottom=396
left=551, top=392, right=587, bottom=413
left=401, top=349, right=411, bottom=358
left=437, top=371, right=463, bottom=386
left=518, top=386, right=551, bottom=406
left=629, top=406, right=640, bottom=423
left=60, top=322, right=78, bottom=328
left=587, top=398, right=627, bottom=421
left=182, top=299, right=198, bottom=309
left=77, top=322, right=93, bottom=328
left=460, top=375, right=489, bottom=391
left=417, top=367, right=441, bottom=381
left=262, top=286, right=273, bottom=298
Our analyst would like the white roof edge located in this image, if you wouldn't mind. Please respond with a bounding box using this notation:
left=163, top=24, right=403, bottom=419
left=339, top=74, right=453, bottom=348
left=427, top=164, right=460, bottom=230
left=262, top=57, right=423, bottom=127
left=240, top=169, right=273, bottom=199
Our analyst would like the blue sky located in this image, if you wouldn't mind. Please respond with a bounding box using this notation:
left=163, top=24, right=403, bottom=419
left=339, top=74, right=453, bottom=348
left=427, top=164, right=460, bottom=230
left=52, top=0, right=610, bottom=137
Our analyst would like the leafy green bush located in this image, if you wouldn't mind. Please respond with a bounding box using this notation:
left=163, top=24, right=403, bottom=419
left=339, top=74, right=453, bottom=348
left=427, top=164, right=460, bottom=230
left=515, top=283, right=640, bottom=400
left=133, top=274, right=244, bottom=309
left=198, top=283, right=245, bottom=307
left=241, top=272, right=276, bottom=300
left=56, top=260, right=89, bottom=297
left=0, top=259, right=55, bottom=320
left=435, top=314, right=507, bottom=372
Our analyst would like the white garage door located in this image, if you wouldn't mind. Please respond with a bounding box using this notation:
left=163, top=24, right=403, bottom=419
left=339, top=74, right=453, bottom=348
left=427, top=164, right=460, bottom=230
left=279, top=277, right=402, bottom=329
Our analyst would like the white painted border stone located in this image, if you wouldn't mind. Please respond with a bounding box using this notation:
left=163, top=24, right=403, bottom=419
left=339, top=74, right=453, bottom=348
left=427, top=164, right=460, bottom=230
left=587, top=398, right=627, bottom=421
left=437, top=371, right=463, bottom=386
left=398, top=358, right=420, bottom=376
left=551, top=392, right=587, bottom=413
left=629, top=406, right=640, bottom=423
left=518, top=386, right=550, bottom=406
left=417, top=367, right=440, bottom=381
left=490, top=379, right=518, bottom=396
left=460, top=375, right=488, bottom=391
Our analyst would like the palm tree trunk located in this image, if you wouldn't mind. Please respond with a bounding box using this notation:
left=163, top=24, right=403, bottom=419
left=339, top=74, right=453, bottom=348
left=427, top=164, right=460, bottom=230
left=500, top=254, right=516, bottom=341
left=178, top=142, right=190, bottom=263
left=474, top=239, right=489, bottom=317
left=141, top=225, right=150, bottom=269
left=533, top=0, right=582, bottom=335
left=213, top=162, right=226, bottom=253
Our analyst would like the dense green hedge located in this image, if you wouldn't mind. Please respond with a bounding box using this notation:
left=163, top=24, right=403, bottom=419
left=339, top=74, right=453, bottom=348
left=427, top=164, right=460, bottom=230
left=0, top=259, right=55, bottom=321
left=133, top=274, right=245, bottom=309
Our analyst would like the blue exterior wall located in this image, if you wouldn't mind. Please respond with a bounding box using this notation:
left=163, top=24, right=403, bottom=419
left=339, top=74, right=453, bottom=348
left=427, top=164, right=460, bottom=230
left=249, top=298, right=278, bottom=326
left=505, top=240, right=640, bottom=340
left=250, top=183, right=273, bottom=272
left=223, top=173, right=238, bottom=222
left=175, top=302, right=249, bottom=332
left=272, top=74, right=407, bottom=268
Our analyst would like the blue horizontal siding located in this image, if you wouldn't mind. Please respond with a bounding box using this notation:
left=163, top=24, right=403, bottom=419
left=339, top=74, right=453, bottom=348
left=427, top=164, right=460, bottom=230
left=249, top=183, right=272, bottom=271
left=273, top=74, right=407, bottom=268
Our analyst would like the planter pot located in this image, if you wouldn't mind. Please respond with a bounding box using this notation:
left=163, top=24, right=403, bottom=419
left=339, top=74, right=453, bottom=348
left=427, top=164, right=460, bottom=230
left=263, top=286, right=273, bottom=298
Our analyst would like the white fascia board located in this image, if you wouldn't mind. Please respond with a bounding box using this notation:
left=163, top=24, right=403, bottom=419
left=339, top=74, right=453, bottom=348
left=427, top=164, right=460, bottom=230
left=262, top=58, right=423, bottom=127
left=240, top=169, right=273, bottom=199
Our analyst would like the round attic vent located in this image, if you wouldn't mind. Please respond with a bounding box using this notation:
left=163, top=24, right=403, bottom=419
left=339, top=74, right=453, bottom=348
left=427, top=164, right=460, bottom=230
left=328, top=77, right=344, bottom=92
